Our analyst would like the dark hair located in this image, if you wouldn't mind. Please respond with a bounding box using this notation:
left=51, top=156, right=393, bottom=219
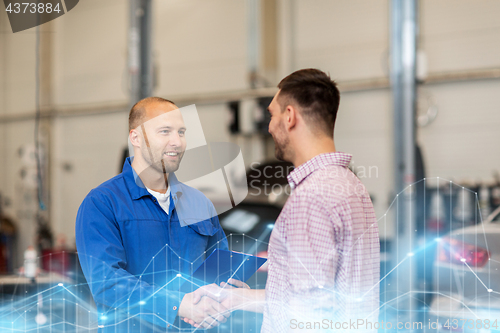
left=128, top=97, right=176, bottom=131
left=277, top=68, right=340, bottom=137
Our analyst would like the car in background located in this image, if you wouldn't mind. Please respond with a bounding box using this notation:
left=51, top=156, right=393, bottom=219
left=215, top=160, right=292, bottom=287
left=218, top=201, right=282, bottom=289
left=205, top=200, right=284, bottom=333
left=205, top=162, right=291, bottom=333
left=430, top=206, right=500, bottom=332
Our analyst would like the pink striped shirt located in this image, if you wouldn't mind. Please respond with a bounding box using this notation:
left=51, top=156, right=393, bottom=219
left=262, top=152, right=380, bottom=332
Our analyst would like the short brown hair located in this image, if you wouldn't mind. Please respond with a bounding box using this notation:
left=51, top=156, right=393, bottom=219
left=128, top=97, right=176, bottom=131
left=277, top=68, right=340, bottom=137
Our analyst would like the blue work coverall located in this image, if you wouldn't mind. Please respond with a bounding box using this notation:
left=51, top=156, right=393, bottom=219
left=75, top=157, right=228, bottom=332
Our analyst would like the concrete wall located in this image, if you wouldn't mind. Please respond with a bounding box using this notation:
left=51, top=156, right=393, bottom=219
left=294, top=0, right=389, bottom=81
left=1, top=0, right=500, bottom=246
left=0, top=12, right=40, bottom=259
left=0, top=16, right=6, bottom=196
left=420, top=0, right=500, bottom=73
left=53, top=0, right=128, bottom=106
left=153, top=0, right=248, bottom=96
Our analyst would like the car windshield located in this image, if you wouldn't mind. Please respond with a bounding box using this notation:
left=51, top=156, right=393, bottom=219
left=221, top=209, right=260, bottom=233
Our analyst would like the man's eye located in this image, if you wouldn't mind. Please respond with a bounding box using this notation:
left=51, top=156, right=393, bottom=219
left=160, top=130, right=170, bottom=134
left=179, top=131, right=185, bottom=136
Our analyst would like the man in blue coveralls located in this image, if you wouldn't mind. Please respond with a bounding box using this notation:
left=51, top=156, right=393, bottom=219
left=76, top=97, right=230, bottom=332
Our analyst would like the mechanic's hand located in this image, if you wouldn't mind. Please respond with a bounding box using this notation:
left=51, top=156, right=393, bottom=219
left=183, top=281, right=249, bottom=328
left=191, top=280, right=249, bottom=309
left=191, top=283, right=226, bottom=304
left=178, top=291, right=230, bottom=329
left=184, top=284, right=231, bottom=328
left=220, top=278, right=250, bottom=289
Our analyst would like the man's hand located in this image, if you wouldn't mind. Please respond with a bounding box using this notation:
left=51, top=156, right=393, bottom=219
left=187, top=284, right=233, bottom=328
left=178, top=290, right=230, bottom=329
left=183, top=280, right=254, bottom=327
left=191, top=283, right=227, bottom=304
left=201, top=280, right=266, bottom=314
left=191, top=279, right=249, bottom=305
left=220, top=278, right=250, bottom=290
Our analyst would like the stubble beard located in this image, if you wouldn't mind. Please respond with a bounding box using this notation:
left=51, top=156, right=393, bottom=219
left=274, top=137, right=290, bottom=162
left=159, top=154, right=183, bottom=174
left=275, top=142, right=285, bottom=161
left=273, top=128, right=289, bottom=162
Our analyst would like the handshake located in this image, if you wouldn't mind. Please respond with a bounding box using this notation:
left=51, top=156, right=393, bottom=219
left=177, top=279, right=263, bottom=329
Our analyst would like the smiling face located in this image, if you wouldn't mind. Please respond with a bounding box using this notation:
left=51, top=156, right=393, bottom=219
left=137, top=102, right=187, bottom=174
left=268, top=91, right=290, bottom=162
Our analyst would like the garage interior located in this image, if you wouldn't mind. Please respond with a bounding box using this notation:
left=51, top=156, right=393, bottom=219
left=1, top=0, right=500, bottom=332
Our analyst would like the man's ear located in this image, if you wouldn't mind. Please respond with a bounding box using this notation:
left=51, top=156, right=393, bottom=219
left=129, top=129, right=141, bottom=148
left=284, top=105, right=297, bottom=132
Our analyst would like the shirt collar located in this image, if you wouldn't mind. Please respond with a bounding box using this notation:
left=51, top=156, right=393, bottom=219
left=287, top=152, right=352, bottom=189
left=122, top=157, right=181, bottom=200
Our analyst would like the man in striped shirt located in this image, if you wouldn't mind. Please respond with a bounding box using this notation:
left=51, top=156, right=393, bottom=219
left=189, top=68, right=380, bottom=332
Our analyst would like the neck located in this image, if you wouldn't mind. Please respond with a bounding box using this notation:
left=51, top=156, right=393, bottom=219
left=131, top=156, right=169, bottom=194
left=290, top=136, right=336, bottom=168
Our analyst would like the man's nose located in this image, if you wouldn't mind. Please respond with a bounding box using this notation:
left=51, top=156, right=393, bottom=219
left=169, top=132, right=182, bottom=147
